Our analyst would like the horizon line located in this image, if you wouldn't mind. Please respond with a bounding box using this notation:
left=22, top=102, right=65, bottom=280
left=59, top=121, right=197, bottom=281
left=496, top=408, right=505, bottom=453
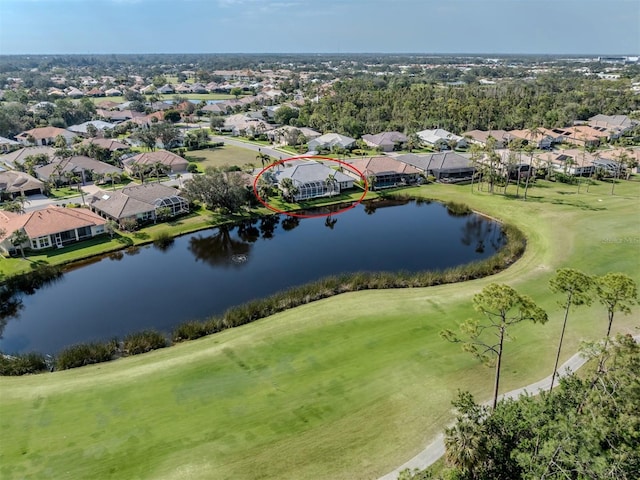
left=0, top=52, right=638, bottom=57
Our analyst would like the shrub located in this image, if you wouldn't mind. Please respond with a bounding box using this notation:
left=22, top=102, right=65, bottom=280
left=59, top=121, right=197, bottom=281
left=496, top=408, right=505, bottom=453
left=153, top=231, right=174, bottom=250
left=172, top=320, right=209, bottom=342
left=445, top=201, right=472, bottom=216
left=119, top=217, right=138, bottom=232
left=56, top=339, right=118, bottom=370
left=0, top=352, right=48, bottom=376
left=123, top=330, right=167, bottom=356
left=187, top=163, right=199, bottom=173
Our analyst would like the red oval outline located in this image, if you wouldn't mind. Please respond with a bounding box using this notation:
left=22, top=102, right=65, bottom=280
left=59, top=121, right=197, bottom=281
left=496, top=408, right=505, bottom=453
left=252, top=155, right=369, bottom=218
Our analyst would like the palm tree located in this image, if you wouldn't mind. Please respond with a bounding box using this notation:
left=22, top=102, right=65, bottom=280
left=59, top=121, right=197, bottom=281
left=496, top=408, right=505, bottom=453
left=51, top=163, right=65, bottom=188
left=256, top=149, right=270, bottom=168
left=130, top=162, right=146, bottom=184
left=279, top=177, right=299, bottom=202
left=469, top=143, right=483, bottom=193
left=367, top=174, right=377, bottom=192
left=66, top=172, right=85, bottom=204
left=10, top=230, right=29, bottom=258
left=324, top=173, right=337, bottom=197
left=152, top=161, right=167, bottom=183
left=444, top=418, right=485, bottom=478
left=2, top=196, right=29, bottom=214
left=611, top=151, right=629, bottom=195
left=105, top=172, right=119, bottom=191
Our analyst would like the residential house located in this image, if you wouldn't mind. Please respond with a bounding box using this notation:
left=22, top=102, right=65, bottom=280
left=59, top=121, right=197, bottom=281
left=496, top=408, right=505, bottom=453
left=201, top=103, right=230, bottom=115
left=86, top=87, right=105, bottom=97
left=394, top=152, right=475, bottom=182
left=267, top=125, right=321, bottom=145
left=156, top=84, right=175, bottom=95
left=97, top=109, right=145, bottom=123
left=122, top=150, right=189, bottom=175
left=0, top=206, right=107, bottom=255
left=307, top=133, right=356, bottom=152
left=28, top=101, right=55, bottom=113
left=273, top=161, right=354, bottom=201
left=508, top=129, right=553, bottom=149
left=0, top=136, right=20, bottom=153
left=557, top=126, right=609, bottom=147
left=104, top=88, right=122, bottom=97
left=0, top=146, right=56, bottom=168
left=538, top=128, right=568, bottom=146
left=599, top=147, right=640, bottom=170
left=88, top=183, right=189, bottom=226
left=67, top=120, right=117, bottom=136
left=463, top=129, right=513, bottom=149
left=66, top=87, right=84, bottom=98
left=190, top=83, right=208, bottom=94
left=416, top=129, right=467, bottom=150
left=36, top=156, right=123, bottom=185
left=15, top=127, right=77, bottom=146
left=140, top=84, right=156, bottom=94
left=80, top=138, right=129, bottom=152
left=361, top=132, right=408, bottom=152
left=223, top=114, right=272, bottom=137
left=588, top=114, right=638, bottom=139
left=95, top=100, right=121, bottom=110
left=345, top=156, right=420, bottom=189
left=591, top=148, right=639, bottom=175
left=534, top=150, right=596, bottom=177
left=0, top=171, right=45, bottom=198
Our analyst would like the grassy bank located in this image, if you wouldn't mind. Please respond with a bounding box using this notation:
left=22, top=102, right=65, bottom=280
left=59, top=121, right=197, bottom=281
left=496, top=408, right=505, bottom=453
left=0, top=179, right=638, bottom=480
left=0, top=208, right=257, bottom=278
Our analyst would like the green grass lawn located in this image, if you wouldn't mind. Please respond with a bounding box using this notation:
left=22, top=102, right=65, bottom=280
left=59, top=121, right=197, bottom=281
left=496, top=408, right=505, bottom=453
left=0, top=209, right=251, bottom=278
left=1, top=179, right=639, bottom=480
left=185, top=145, right=268, bottom=171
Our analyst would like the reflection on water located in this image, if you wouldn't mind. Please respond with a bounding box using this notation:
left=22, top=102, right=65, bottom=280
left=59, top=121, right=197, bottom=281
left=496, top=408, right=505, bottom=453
left=189, top=226, right=252, bottom=268
left=0, top=200, right=506, bottom=354
left=0, top=266, right=62, bottom=341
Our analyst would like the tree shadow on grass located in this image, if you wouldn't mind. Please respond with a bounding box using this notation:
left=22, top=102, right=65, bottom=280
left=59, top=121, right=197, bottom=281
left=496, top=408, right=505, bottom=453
left=133, top=232, right=150, bottom=240
left=502, top=192, right=606, bottom=211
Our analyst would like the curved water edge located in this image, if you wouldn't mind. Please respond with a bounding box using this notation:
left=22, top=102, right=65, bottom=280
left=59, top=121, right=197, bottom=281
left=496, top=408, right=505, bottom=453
left=0, top=197, right=525, bottom=372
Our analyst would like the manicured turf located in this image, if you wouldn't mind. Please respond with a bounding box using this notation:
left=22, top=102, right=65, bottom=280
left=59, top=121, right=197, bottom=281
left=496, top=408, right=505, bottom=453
left=185, top=145, right=266, bottom=171
left=1, top=179, right=639, bottom=480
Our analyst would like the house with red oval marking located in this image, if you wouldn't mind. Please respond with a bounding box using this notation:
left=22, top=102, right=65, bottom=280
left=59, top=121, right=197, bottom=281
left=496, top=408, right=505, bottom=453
left=273, top=161, right=355, bottom=201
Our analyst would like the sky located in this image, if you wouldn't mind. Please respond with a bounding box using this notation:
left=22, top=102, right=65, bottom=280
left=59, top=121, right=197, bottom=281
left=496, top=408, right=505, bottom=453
left=0, top=0, right=638, bottom=55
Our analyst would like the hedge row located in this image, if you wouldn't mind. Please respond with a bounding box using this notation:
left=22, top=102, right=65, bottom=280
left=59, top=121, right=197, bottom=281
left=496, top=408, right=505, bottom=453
left=0, top=352, right=48, bottom=376
left=170, top=222, right=525, bottom=342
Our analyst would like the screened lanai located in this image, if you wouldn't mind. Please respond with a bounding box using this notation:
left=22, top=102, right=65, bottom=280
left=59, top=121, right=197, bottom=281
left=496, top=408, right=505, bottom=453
left=154, top=195, right=189, bottom=216
left=294, top=180, right=331, bottom=201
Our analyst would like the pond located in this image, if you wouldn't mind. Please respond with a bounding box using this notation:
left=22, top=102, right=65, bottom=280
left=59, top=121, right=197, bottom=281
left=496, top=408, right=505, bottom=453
left=0, top=199, right=505, bottom=355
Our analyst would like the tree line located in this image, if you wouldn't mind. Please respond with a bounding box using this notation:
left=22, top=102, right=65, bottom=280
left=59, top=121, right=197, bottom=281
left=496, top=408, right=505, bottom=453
left=295, top=75, right=640, bottom=137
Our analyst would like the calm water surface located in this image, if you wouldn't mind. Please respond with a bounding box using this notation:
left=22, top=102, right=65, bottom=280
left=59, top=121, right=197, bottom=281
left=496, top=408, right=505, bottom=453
left=0, top=200, right=504, bottom=354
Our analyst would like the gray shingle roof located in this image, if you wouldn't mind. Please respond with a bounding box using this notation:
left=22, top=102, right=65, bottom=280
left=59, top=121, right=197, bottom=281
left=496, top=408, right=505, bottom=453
left=395, top=152, right=473, bottom=173
left=274, top=161, right=352, bottom=185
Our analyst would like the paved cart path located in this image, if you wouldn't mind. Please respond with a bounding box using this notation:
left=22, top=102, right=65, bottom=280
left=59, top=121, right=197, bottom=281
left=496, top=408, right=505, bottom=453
left=378, top=335, right=640, bottom=480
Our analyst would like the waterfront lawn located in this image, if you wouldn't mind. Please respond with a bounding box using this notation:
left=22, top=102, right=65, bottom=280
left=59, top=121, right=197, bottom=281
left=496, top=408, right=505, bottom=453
left=0, top=209, right=250, bottom=278
left=0, top=178, right=639, bottom=480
